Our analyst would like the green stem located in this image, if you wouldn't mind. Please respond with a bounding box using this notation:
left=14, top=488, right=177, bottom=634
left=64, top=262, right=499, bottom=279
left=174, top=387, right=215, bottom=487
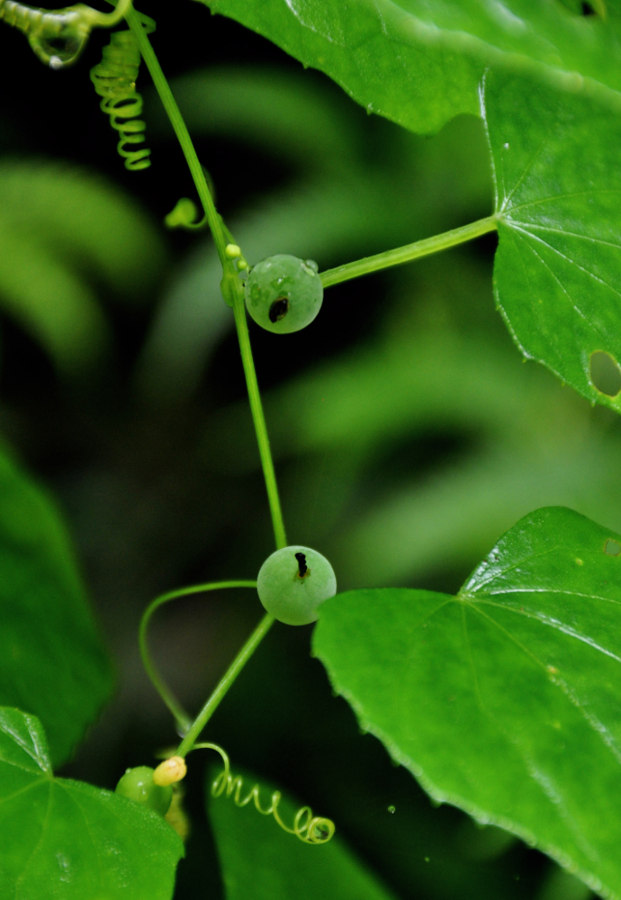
left=126, top=10, right=229, bottom=265
left=130, top=11, right=287, bottom=552
left=139, top=580, right=257, bottom=731
left=320, top=215, right=498, bottom=288
left=86, top=0, right=133, bottom=27
left=231, top=288, right=288, bottom=550
left=177, top=613, right=275, bottom=757
left=128, top=23, right=286, bottom=745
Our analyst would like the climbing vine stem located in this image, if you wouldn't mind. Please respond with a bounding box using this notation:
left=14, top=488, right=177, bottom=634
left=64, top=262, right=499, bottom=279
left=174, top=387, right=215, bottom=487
left=140, top=583, right=277, bottom=756
left=127, top=7, right=286, bottom=753
left=129, top=9, right=497, bottom=760
left=176, top=613, right=275, bottom=758
left=128, top=8, right=287, bottom=552
left=230, top=287, right=288, bottom=550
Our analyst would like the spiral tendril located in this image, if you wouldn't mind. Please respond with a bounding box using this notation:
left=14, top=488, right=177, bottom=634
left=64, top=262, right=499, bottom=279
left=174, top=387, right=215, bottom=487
left=90, top=17, right=154, bottom=171
left=196, top=742, right=335, bottom=845
left=0, top=0, right=133, bottom=68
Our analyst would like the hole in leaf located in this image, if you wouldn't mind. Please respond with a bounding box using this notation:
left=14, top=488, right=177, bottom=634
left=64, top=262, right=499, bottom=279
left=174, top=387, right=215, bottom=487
left=589, top=350, right=621, bottom=396
left=269, top=298, right=289, bottom=323
left=604, top=539, right=621, bottom=557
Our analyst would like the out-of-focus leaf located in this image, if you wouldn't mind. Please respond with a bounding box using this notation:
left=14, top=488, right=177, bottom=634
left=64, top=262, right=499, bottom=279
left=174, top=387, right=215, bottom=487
left=0, top=708, right=183, bottom=899
left=0, top=159, right=166, bottom=373
left=314, top=507, right=621, bottom=899
left=0, top=444, right=113, bottom=765
left=0, top=160, right=166, bottom=295
left=0, top=220, right=109, bottom=372
left=484, top=71, right=621, bottom=412
left=150, top=67, right=359, bottom=174
left=197, top=0, right=621, bottom=133
left=333, top=439, right=621, bottom=588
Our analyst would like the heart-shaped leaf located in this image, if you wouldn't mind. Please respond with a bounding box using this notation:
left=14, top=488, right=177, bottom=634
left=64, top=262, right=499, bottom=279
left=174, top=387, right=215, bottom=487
left=0, top=708, right=184, bottom=899
left=314, top=507, right=621, bottom=899
left=484, top=70, right=621, bottom=412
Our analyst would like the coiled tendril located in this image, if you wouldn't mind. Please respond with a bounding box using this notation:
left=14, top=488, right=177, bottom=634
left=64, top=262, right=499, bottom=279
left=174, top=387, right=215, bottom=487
left=196, top=742, right=335, bottom=845
left=0, top=0, right=132, bottom=68
left=90, top=17, right=154, bottom=171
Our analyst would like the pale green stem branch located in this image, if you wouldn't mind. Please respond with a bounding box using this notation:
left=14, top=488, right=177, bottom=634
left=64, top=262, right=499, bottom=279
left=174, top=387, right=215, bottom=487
left=176, top=613, right=275, bottom=757
left=320, top=215, right=498, bottom=288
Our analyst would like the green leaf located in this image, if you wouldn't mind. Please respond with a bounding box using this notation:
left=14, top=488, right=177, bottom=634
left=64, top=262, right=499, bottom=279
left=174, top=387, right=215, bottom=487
left=0, top=708, right=183, bottom=899
left=0, top=445, right=113, bottom=765
left=206, top=763, right=397, bottom=899
left=485, top=71, right=621, bottom=412
left=198, top=0, right=621, bottom=133
left=314, top=507, right=621, bottom=899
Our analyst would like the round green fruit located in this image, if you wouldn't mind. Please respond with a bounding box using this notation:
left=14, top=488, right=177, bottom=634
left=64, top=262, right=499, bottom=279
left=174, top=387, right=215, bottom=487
left=115, top=765, right=173, bottom=815
left=257, top=545, right=337, bottom=625
left=244, top=254, right=323, bottom=334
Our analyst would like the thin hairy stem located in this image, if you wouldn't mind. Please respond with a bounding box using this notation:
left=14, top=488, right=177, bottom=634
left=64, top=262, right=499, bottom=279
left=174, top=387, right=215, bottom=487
left=128, top=23, right=288, bottom=743
left=176, top=613, right=275, bottom=757
left=320, top=215, right=498, bottom=287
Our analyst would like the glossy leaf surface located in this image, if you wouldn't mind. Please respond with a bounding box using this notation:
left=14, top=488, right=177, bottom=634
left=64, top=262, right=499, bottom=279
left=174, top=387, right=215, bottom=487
left=0, top=447, right=113, bottom=765
left=206, top=764, right=396, bottom=899
left=199, top=0, right=621, bottom=133
left=0, top=708, right=183, bottom=899
left=485, top=71, right=621, bottom=411
left=314, top=507, right=621, bottom=898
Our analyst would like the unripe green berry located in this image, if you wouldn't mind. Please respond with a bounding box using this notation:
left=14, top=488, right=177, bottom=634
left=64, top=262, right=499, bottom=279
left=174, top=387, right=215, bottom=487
left=257, top=545, right=337, bottom=625
left=244, top=254, right=323, bottom=334
left=115, top=765, right=173, bottom=816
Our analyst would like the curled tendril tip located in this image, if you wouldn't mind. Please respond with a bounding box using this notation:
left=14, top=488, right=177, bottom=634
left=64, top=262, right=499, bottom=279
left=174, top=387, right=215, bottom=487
left=194, top=743, right=335, bottom=845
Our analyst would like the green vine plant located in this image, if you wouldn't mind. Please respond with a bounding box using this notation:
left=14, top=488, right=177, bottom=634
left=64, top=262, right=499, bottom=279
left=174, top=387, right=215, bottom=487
left=2, top=0, right=621, bottom=898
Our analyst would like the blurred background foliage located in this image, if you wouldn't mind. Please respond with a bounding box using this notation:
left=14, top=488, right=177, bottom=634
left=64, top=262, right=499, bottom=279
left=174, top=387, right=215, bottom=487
left=0, top=1, right=612, bottom=897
